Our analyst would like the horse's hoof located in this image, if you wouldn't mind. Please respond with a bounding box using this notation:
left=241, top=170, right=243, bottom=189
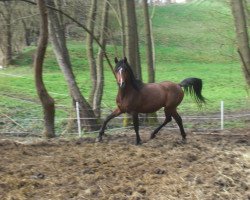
left=136, top=140, right=142, bottom=145
left=181, top=138, right=187, bottom=144
left=96, top=137, right=103, bottom=143
left=150, top=134, right=156, bottom=139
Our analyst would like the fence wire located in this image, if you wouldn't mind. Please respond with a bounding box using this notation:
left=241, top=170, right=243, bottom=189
left=1, top=102, right=250, bottom=138
left=1, top=71, right=250, bottom=138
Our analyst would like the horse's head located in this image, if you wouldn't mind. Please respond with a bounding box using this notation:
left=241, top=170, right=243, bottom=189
left=114, top=57, right=129, bottom=89
left=114, top=57, right=143, bottom=91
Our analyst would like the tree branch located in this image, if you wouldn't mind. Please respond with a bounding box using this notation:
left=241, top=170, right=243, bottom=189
left=0, top=0, right=115, bottom=76
left=237, top=48, right=250, bottom=77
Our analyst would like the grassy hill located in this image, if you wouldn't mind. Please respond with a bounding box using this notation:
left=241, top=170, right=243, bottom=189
left=0, top=1, right=249, bottom=133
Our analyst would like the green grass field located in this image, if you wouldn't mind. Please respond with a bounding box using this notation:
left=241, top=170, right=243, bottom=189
left=0, top=1, right=249, bottom=133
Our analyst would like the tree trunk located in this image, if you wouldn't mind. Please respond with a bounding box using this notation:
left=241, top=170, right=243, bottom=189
left=22, top=20, right=31, bottom=46
left=142, top=0, right=158, bottom=125
left=123, top=0, right=142, bottom=126
left=231, top=0, right=250, bottom=87
left=47, top=0, right=99, bottom=131
left=22, top=20, right=30, bottom=46
left=1, top=2, right=13, bottom=66
left=118, top=0, right=126, bottom=57
left=142, top=0, right=155, bottom=83
left=6, top=18, right=12, bottom=66
left=35, top=0, right=55, bottom=138
left=86, top=0, right=97, bottom=106
left=124, top=0, right=142, bottom=80
left=63, top=99, right=77, bottom=134
left=93, top=0, right=109, bottom=118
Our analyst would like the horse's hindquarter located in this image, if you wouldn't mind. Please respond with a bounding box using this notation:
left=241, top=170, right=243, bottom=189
left=160, top=81, right=184, bottom=107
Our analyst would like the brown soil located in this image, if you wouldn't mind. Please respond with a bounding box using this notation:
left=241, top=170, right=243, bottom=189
left=0, top=128, right=249, bottom=200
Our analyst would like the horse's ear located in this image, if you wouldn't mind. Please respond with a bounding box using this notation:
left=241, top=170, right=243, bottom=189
left=124, top=57, right=127, bottom=63
left=114, top=57, right=118, bottom=64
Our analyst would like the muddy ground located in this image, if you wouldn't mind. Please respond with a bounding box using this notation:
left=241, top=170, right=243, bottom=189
left=0, top=128, right=249, bottom=200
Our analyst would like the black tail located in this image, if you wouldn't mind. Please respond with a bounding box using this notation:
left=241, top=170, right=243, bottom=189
left=179, top=78, right=206, bottom=107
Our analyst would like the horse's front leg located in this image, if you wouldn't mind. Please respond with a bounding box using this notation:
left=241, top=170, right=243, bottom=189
left=97, top=108, right=122, bottom=142
left=132, top=113, right=142, bottom=145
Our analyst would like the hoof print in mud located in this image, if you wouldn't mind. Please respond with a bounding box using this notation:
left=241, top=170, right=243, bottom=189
left=154, top=168, right=166, bottom=175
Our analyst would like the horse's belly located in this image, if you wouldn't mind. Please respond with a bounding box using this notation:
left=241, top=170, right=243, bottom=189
left=137, top=89, right=166, bottom=113
left=137, top=106, right=163, bottom=113
left=136, top=100, right=165, bottom=113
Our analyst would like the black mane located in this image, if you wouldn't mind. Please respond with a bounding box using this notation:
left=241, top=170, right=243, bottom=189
left=115, top=59, right=144, bottom=91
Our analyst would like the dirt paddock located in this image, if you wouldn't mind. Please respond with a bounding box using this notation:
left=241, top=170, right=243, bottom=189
left=0, top=128, right=249, bottom=200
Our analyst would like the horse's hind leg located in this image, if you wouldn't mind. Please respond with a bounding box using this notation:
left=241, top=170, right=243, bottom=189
left=150, top=108, right=172, bottom=139
left=97, top=108, right=122, bottom=142
left=172, top=110, right=186, bottom=142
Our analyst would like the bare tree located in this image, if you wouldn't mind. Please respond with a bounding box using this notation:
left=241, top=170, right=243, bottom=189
left=142, top=0, right=155, bottom=83
left=47, top=0, right=99, bottom=131
left=231, top=0, right=250, bottom=87
left=18, top=0, right=115, bottom=75
left=124, top=0, right=142, bottom=80
left=19, top=6, right=39, bottom=46
left=35, top=0, right=55, bottom=138
left=0, top=0, right=39, bottom=66
left=121, top=0, right=143, bottom=126
left=86, top=0, right=98, bottom=105
left=118, top=0, right=126, bottom=56
left=142, top=0, right=157, bottom=125
left=0, top=1, right=13, bottom=66
left=93, top=0, right=110, bottom=118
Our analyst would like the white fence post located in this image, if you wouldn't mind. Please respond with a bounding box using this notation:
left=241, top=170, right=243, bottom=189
left=76, top=102, right=82, bottom=137
left=221, top=101, right=224, bottom=130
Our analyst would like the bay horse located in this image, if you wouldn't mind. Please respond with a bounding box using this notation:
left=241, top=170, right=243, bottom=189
left=97, top=57, right=206, bottom=145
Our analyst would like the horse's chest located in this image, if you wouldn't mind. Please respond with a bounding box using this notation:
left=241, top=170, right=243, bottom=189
left=116, top=95, right=139, bottom=113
